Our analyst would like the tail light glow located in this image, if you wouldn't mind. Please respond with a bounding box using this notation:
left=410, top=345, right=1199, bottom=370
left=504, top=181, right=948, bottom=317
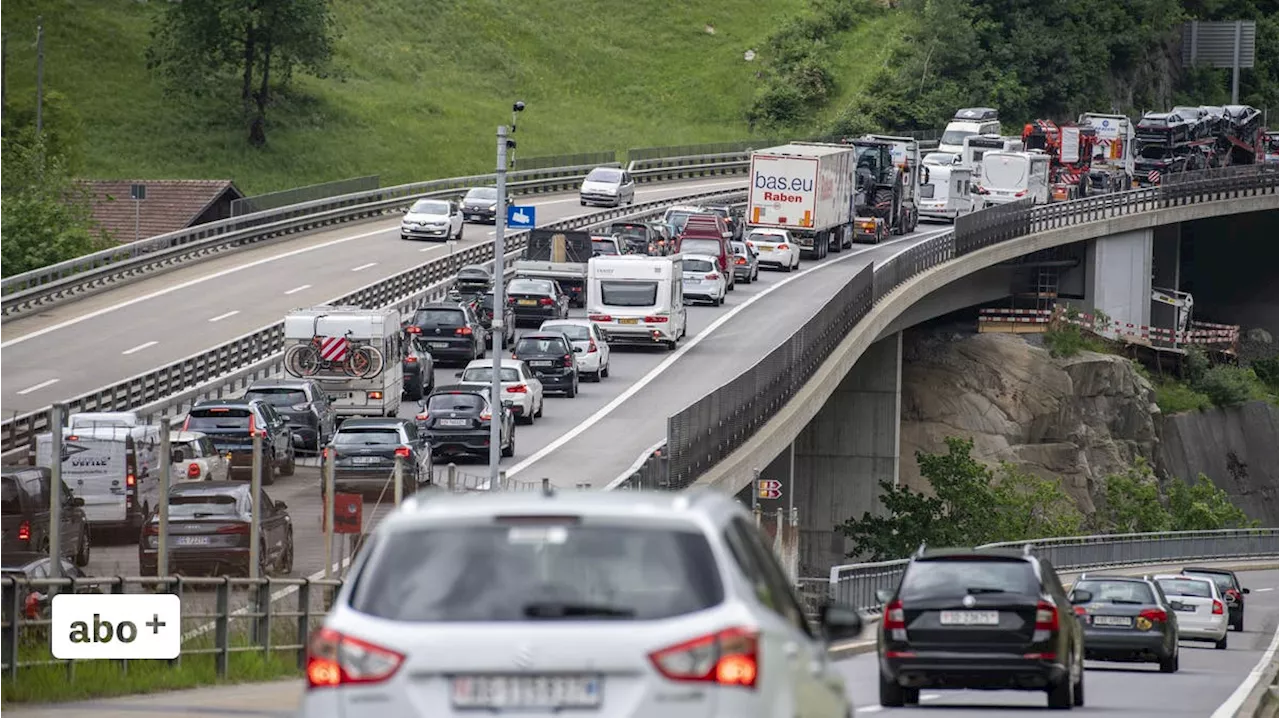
left=479, top=412, right=492, bottom=421
left=648, top=627, right=758, bottom=689
left=187, top=463, right=201, bottom=479
left=1212, top=600, right=1224, bottom=615
left=143, top=523, right=159, bottom=536
left=735, top=257, right=746, bottom=265
left=404, top=356, right=417, bottom=363
left=588, top=314, right=612, bottom=322
left=415, top=413, right=430, bottom=421
left=406, top=326, right=422, bottom=334
left=126, top=473, right=136, bottom=488
left=306, top=628, right=405, bottom=689
left=539, top=298, right=554, bottom=306
left=369, top=391, right=383, bottom=400
left=644, top=316, right=668, bottom=323
left=506, top=385, right=528, bottom=394
left=883, top=599, right=906, bottom=630
left=1035, top=600, right=1059, bottom=631
left=1139, top=608, right=1168, bottom=624
left=777, top=244, right=789, bottom=250
left=1073, top=606, right=1087, bottom=616
left=17, top=521, right=30, bottom=541
left=456, top=327, right=473, bottom=336
left=394, top=446, right=411, bottom=459
left=705, top=273, right=719, bottom=280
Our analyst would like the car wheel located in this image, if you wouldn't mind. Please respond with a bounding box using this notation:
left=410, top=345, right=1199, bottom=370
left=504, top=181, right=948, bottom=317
left=456, top=223, right=464, bottom=241
left=566, top=381, right=577, bottom=399
left=261, top=460, right=276, bottom=486
left=502, top=430, right=515, bottom=458
left=601, top=362, right=609, bottom=379
left=1234, top=615, right=1244, bottom=632
left=1073, top=664, right=1085, bottom=706
left=535, top=399, right=543, bottom=418
left=280, top=531, right=294, bottom=574
left=879, top=671, right=906, bottom=707
left=1046, top=674, right=1073, bottom=709
left=590, top=369, right=601, bottom=383
left=279, top=445, right=296, bottom=477
left=74, top=529, right=91, bottom=567
left=1158, top=648, right=1179, bottom=673
left=1215, top=634, right=1228, bottom=650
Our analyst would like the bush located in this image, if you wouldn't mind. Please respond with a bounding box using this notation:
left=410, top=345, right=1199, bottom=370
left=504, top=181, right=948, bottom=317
left=1195, top=364, right=1257, bottom=407
left=1154, top=381, right=1213, bottom=414
left=1042, top=324, right=1109, bottom=358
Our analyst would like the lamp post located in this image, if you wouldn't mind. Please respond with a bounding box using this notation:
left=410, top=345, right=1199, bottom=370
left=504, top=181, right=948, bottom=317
left=489, top=100, right=525, bottom=489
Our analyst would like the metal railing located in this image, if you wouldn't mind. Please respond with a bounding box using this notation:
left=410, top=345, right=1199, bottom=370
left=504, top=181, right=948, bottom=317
left=0, top=189, right=749, bottom=459
left=827, top=528, right=1280, bottom=613
left=231, top=175, right=380, bottom=216
left=654, top=162, right=1278, bottom=488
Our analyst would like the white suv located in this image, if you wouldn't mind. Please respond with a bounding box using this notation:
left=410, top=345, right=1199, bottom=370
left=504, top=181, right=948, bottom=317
left=300, top=489, right=864, bottom=717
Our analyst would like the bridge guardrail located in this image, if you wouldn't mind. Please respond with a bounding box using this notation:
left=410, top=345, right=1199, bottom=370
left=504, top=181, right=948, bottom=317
left=609, top=162, right=1277, bottom=490
left=1, top=527, right=1269, bottom=678
left=0, top=189, right=749, bottom=458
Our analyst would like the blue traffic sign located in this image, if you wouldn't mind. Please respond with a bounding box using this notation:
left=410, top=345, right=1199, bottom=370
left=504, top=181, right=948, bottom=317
left=507, top=205, right=536, bottom=228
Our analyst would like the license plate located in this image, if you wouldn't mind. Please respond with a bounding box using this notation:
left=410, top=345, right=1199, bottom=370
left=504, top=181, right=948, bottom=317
left=174, top=536, right=210, bottom=546
left=438, top=419, right=469, bottom=427
left=618, top=318, right=639, bottom=325
left=352, top=456, right=382, bottom=464
left=518, top=299, right=537, bottom=306
left=1093, top=615, right=1134, bottom=627
left=451, top=675, right=602, bottom=709
left=939, top=610, right=999, bottom=626
left=429, top=342, right=449, bottom=349
left=531, top=360, right=555, bottom=367
left=1174, top=605, right=1197, bottom=613
left=758, top=245, right=773, bottom=251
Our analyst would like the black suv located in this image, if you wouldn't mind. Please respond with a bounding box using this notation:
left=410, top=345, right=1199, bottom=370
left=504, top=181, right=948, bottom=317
left=1069, top=573, right=1180, bottom=672
left=1, top=466, right=90, bottom=567
left=184, top=399, right=296, bottom=484
left=407, top=303, right=487, bottom=365
left=326, top=418, right=433, bottom=498
left=512, top=332, right=579, bottom=397
left=875, top=547, right=1084, bottom=709
left=1183, top=566, right=1251, bottom=632
left=243, top=378, right=337, bottom=453
left=416, top=385, right=516, bottom=461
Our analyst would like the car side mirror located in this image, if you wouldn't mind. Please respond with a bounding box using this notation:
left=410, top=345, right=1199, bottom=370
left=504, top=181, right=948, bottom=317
left=69, top=497, right=85, bottom=507
left=1242, top=588, right=1250, bottom=594
left=455, top=371, right=464, bottom=377
left=170, top=449, right=186, bottom=464
left=573, top=346, right=584, bottom=353
left=875, top=589, right=895, bottom=605
left=1069, top=589, right=1093, bottom=604
left=819, top=604, right=864, bottom=643
left=274, top=500, right=287, bottom=511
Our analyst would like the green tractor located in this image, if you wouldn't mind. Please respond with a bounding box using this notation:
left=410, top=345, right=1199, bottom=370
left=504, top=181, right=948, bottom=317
left=850, top=138, right=916, bottom=236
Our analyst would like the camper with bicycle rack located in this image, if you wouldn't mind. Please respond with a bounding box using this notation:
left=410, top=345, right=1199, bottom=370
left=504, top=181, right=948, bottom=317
left=282, top=306, right=403, bottom=420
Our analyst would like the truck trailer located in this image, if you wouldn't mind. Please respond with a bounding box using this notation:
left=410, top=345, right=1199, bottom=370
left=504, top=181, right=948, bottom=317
left=513, top=229, right=594, bottom=306
left=747, top=143, right=856, bottom=259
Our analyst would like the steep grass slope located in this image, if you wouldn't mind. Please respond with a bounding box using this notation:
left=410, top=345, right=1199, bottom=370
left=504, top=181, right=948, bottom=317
left=2, top=0, right=903, bottom=193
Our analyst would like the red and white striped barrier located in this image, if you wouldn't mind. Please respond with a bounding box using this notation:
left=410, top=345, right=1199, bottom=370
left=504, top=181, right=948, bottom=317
left=977, top=307, right=1239, bottom=348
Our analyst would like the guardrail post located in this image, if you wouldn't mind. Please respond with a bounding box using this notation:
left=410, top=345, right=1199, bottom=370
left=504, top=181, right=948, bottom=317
left=256, top=577, right=272, bottom=653
left=447, top=463, right=457, bottom=491
left=169, top=577, right=185, bottom=669
left=297, top=580, right=312, bottom=671
left=3, top=579, right=18, bottom=678
left=111, top=576, right=128, bottom=675
left=215, top=578, right=231, bottom=678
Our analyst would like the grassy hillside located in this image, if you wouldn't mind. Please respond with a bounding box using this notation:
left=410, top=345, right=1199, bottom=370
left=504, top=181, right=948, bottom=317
left=2, top=0, right=905, bottom=194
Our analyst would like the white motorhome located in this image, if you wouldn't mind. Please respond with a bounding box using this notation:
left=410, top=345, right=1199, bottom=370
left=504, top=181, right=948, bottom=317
left=977, top=151, right=1051, bottom=207
left=918, top=164, right=976, bottom=222
left=940, top=107, right=1002, bottom=154
left=961, top=134, right=1024, bottom=174
left=283, top=306, right=403, bottom=419
left=586, top=254, right=687, bottom=350
left=36, top=425, right=163, bottom=531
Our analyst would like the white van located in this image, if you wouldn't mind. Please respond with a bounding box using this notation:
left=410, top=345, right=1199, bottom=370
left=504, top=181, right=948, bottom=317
left=68, top=412, right=141, bottom=431
left=977, top=151, right=1051, bottom=207
left=35, top=425, right=163, bottom=532
left=586, top=254, right=687, bottom=350
left=283, top=306, right=403, bottom=419
left=961, top=134, right=1024, bottom=174
left=918, top=164, right=976, bottom=222
left=939, top=107, right=1002, bottom=155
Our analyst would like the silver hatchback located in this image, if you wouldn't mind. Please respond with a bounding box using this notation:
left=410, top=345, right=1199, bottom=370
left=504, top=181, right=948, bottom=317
left=300, top=489, right=863, bottom=718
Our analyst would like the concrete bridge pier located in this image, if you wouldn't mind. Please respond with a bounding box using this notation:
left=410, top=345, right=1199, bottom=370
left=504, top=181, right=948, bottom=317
left=782, top=331, right=903, bottom=576
left=1084, top=227, right=1153, bottom=330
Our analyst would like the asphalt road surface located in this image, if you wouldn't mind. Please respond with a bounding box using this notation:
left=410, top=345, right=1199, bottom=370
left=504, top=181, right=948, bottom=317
left=1, top=178, right=744, bottom=415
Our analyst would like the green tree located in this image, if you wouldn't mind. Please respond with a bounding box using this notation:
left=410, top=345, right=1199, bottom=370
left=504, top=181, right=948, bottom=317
left=147, top=0, right=337, bottom=146
left=1166, top=474, right=1257, bottom=530
left=990, top=463, right=1086, bottom=540
left=1090, top=459, right=1171, bottom=533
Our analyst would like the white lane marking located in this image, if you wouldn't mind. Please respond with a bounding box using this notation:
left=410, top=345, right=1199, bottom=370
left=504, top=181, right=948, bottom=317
left=208, top=310, right=240, bottom=323
left=16, top=378, right=59, bottom=395
left=522, top=228, right=949, bottom=481
left=121, top=341, right=158, bottom=355
left=921, top=694, right=941, bottom=701
left=1209, top=628, right=1279, bottom=718
left=1255, top=587, right=1274, bottom=592
left=351, top=262, right=378, bottom=272
left=856, top=706, right=883, bottom=714
left=284, top=284, right=311, bottom=295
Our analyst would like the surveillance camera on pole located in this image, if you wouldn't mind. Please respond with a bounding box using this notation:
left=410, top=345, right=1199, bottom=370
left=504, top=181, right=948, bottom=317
left=490, top=100, right=527, bottom=488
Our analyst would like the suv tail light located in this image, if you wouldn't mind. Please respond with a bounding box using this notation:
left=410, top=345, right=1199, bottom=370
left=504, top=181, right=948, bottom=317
left=126, top=473, right=136, bottom=488
left=644, top=316, right=668, bottom=323
left=479, top=411, right=492, bottom=422
left=1212, top=600, right=1224, bottom=615
left=248, top=414, right=257, bottom=437
left=187, top=463, right=201, bottom=479
left=563, top=354, right=574, bottom=368
left=539, top=298, right=554, bottom=306
left=307, top=627, right=405, bottom=688
left=648, top=627, right=758, bottom=688
left=404, top=355, right=417, bottom=363
left=456, top=327, right=473, bottom=336
left=1035, top=600, right=1059, bottom=631
left=1139, top=608, right=1167, bottom=624
left=883, top=599, right=906, bottom=630
left=406, top=325, right=422, bottom=334
left=394, top=446, right=411, bottom=459
left=17, top=521, right=30, bottom=541
left=506, top=385, right=528, bottom=393
left=589, top=314, right=612, bottom=322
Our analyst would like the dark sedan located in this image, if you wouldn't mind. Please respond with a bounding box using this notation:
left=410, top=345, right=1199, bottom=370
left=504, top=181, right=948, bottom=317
left=1069, top=574, right=1180, bottom=672
left=406, top=303, right=487, bottom=365
left=512, top=332, right=579, bottom=397
left=1183, top=566, right=1250, bottom=631
left=416, top=386, right=515, bottom=462
left=506, top=278, right=569, bottom=326
left=402, top=336, right=436, bottom=401
left=460, top=187, right=508, bottom=224
left=2, top=465, right=90, bottom=567
left=454, top=264, right=493, bottom=294
left=327, top=418, right=432, bottom=498
left=139, top=482, right=293, bottom=577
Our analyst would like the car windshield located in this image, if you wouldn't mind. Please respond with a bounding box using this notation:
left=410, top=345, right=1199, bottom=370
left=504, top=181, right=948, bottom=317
left=508, top=279, right=552, bottom=295
left=1184, top=571, right=1234, bottom=592
left=543, top=324, right=590, bottom=341
left=592, top=240, right=619, bottom=255
left=1142, top=117, right=1170, bottom=126
left=684, top=258, right=714, bottom=273
left=1155, top=578, right=1211, bottom=598
left=427, top=393, right=486, bottom=412
left=679, top=239, right=721, bottom=256
left=169, top=494, right=240, bottom=519
left=349, top=523, right=724, bottom=621
left=924, top=153, right=956, bottom=165
left=414, top=309, right=465, bottom=327
left=899, top=559, right=1039, bottom=599
left=461, top=367, right=521, bottom=382
left=731, top=242, right=748, bottom=256
left=601, top=281, right=657, bottom=307
left=586, top=168, right=622, bottom=183
left=185, top=409, right=252, bottom=430
left=1139, top=146, right=1173, bottom=160
left=1, top=480, right=21, bottom=515
left=243, top=389, right=307, bottom=407
left=1075, top=579, right=1156, bottom=603
left=941, top=129, right=976, bottom=146
left=410, top=200, right=449, bottom=215
left=334, top=429, right=401, bottom=446
left=465, top=188, right=497, bottom=200
left=515, top=337, right=566, bottom=355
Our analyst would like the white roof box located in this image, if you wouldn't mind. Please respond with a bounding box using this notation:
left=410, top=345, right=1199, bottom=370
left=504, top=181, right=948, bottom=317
left=953, top=107, right=999, bottom=122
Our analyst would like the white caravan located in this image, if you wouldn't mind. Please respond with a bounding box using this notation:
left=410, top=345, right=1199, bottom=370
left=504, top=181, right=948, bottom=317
left=283, top=306, right=403, bottom=419
left=36, top=425, right=163, bottom=531
left=977, top=151, right=1051, bottom=207
left=918, top=164, right=976, bottom=222
left=961, top=134, right=1024, bottom=175
left=586, top=254, right=686, bottom=350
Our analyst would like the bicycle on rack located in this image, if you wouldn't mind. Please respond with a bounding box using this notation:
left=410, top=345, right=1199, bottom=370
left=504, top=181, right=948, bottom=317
left=284, top=328, right=385, bottom=379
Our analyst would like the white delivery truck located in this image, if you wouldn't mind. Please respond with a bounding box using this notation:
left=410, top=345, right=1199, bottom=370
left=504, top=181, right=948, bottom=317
left=586, top=254, right=686, bottom=350
left=1078, top=112, right=1135, bottom=193
left=36, top=425, right=163, bottom=532
left=977, top=151, right=1051, bottom=207
left=283, top=305, right=403, bottom=419
left=747, top=143, right=856, bottom=260
left=918, top=163, right=976, bottom=222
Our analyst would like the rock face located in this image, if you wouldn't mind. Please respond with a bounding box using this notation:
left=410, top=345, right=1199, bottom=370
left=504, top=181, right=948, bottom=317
left=899, top=330, right=1160, bottom=511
